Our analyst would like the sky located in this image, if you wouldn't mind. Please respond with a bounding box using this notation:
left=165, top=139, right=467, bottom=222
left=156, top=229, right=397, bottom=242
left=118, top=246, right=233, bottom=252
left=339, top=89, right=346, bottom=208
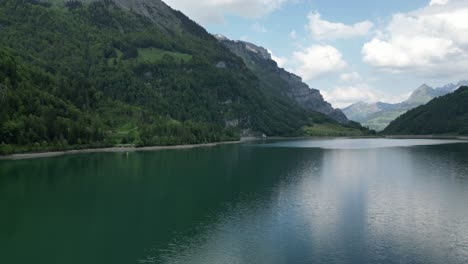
left=164, top=0, right=468, bottom=108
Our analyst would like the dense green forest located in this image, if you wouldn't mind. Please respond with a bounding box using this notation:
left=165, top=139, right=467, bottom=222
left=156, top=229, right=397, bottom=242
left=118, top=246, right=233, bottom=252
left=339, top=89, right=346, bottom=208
left=384, top=87, right=468, bottom=135
left=0, top=0, right=369, bottom=155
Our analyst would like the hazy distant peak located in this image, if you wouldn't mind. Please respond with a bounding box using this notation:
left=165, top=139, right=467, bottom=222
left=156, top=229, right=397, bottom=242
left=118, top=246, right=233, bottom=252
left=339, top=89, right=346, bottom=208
left=456, top=80, right=468, bottom=87
left=342, top=80, right=466, bottom=131
left=415, top=84, right=432, bottom=91
left=355, top=101, right=372, bottom=106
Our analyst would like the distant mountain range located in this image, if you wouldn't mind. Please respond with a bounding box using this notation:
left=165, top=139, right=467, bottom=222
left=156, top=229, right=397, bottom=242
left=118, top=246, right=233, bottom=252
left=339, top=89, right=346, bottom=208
left=384, top=86, right=468, bottom=135
left=342, top=81, right=468, bottom=131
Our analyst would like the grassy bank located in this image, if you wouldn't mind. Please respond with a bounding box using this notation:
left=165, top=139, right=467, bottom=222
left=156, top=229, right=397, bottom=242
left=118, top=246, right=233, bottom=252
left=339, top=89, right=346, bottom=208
left=302, top=123, right=370, bottom=137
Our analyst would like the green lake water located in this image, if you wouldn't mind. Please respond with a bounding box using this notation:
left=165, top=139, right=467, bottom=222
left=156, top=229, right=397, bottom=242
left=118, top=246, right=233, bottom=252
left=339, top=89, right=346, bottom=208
left=1, top=138, right=468, bottom=264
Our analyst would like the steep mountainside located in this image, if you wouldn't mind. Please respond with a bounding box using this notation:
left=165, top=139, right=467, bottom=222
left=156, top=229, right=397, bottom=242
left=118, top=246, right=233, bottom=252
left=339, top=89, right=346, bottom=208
left=0, top=0, right=367, bottom=154
left=215, top=35, right=349, bottom=124
left=343, top=81, right=467, bottom=131
left=384, top=87, right=468, bottom=135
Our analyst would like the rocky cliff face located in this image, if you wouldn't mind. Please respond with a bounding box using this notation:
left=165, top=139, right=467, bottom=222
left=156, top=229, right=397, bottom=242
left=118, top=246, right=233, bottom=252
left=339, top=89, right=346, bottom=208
left=217, top=37, right=272, bottom=61
left=216, top=35, right=349, bottom=124
left=277, top=70, right=348, bottom=123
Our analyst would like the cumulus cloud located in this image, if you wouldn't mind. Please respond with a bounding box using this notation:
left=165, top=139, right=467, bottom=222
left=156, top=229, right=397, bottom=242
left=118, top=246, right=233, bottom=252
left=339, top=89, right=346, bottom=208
left=362, top=0, right=468, bottom=78
left=164, top=0, right=289, bottom=24
left=291, top=45, right=347, bottom=81
left=322, top=84, right=409, bottom=108
left=307, top=12, right=374, bottom=40
left=340, top=72, right=361, bottom=82
left=430, top=0, right=450, bottom=5
left=322, top=85, right=381, bottom=108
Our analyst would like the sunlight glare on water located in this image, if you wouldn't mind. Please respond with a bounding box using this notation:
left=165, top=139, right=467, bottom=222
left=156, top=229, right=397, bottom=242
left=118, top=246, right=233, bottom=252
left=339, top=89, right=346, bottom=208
left=1, top=139, right=468, bottom=264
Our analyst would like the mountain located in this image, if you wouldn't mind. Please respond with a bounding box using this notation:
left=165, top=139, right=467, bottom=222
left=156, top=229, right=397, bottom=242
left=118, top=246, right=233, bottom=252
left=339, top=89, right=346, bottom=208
left=384, top=87, right=468, bottom=135
left=0, top=0, right=366, bottom=154
left=342, top=81, right=467, bottom=131
left=433, top=80, right=468, bottom=94
left=406, top=84, right=442, bottom=105
left=215, top=35, right=349, bottom=124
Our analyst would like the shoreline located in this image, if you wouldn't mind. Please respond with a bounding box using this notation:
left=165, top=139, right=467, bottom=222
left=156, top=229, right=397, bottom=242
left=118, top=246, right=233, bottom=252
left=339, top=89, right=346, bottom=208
left=384, top=135, right=468, bottom=140
left=2, top=135, right=467, bottom=161
left=0, top=140, right=243, bottom=161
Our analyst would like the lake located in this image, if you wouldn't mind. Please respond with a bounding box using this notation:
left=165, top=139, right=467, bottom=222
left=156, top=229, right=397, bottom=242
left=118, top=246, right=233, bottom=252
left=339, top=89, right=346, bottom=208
left=1, top=138, right=468, bottom=264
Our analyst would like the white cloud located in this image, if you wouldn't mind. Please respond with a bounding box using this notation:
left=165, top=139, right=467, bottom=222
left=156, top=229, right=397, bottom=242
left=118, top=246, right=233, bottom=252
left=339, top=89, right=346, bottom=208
left=164, top=0, right=289, bottom=24
left=267, top=49, right=288, bottom=68
left=322, top=84, right=408, bottom=108
left=272, top=55, right=288, bottom=68
left=322, top=85, right=380, bottom=108
left=251, top=23, right=268, bottom=33
left=362, top=1, right=468, bottom=78
left=430, top=0, right=450, bottom=5
left=291, top=45, right=347, bottom=81
left=340, top=72, right=361, bottom=82
left=307, top=12, right=374, bottom=40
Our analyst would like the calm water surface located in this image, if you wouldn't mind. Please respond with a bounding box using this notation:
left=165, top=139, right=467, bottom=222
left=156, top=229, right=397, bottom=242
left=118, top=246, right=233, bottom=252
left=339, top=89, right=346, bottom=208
left=1, top=139, right=468, bottom=264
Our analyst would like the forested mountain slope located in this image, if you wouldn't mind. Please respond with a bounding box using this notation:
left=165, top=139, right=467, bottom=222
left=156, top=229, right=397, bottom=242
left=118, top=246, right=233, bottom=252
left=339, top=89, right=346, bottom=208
left=384, top=87, right=468, bottom=135
left=0, top=0, right=368, bottom=154
left=215, top=35, right=349, bottom=124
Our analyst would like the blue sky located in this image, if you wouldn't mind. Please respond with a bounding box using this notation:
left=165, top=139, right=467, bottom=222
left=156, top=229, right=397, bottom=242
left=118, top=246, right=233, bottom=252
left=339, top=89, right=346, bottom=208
left=164, top=0, right=468, bottom=108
